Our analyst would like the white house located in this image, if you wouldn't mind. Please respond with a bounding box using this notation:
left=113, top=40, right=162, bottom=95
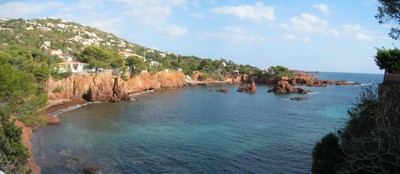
left=59, top=60, right=86, bottom=73
left=118, top=51, right=134, bottom=58
left=43, top=41, right=51, bottom=47
left=149, top=61, right=160, bottom=67
left=57, top=54, right=73, bottom=61
left=49, top=49, right=62, bottom=56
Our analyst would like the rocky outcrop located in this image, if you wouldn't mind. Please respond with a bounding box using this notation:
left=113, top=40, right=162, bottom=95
left=47, top=71, right=186, bottom=102
left=14, top=120, right=41, bottom=174
left=237, top=82, right=256, bottom=93
left=217, top=88, right=229, bottom=93
left=253, top=72, right=356, bottom=87
left=290, top=97, right=309, bottom=101
left=268, top=80, right=310, bottom=94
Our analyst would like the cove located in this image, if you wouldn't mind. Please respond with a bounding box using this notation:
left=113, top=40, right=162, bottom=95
left=32, top=72, right=383, bottom=173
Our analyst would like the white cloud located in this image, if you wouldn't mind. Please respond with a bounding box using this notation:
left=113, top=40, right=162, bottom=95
left=115, top=0, right=186, bottom=26
left=199, top=27, right=265, bottom=44
left=86, top=17, right=124, bottom=34
left=284, top=34, right=296, bottom=41
left=284, top=13, right=339, bottom=36
left=209, top=2, right=274, bottom=22
left=165, top=25, right=188, bottom=37
left=313, top=3, right=330, bottom=16
left=78, top=0, right=104, bottom=10
left=191, top=12, right=206, bottom=18
left=0, top=1, right=64, bottom=19
left=341, top=24, right=374, bottom=41
left=222, top=26, right=246, bottom=34
left=280, top=23, right=289, bottom=30
left=355, top=33, right=373, bottom=41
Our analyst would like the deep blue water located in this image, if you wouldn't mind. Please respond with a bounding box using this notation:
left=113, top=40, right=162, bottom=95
left=32, top=72, right=383, bottom=174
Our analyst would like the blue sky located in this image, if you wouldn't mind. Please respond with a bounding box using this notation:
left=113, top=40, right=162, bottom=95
left=0, top=0, right=396, bottom=73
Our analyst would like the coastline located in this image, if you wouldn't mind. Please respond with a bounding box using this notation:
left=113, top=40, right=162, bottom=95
left=25, top=89, right=166, bottom=174
left=20, top=99, right=88, bottom=174
left=25, top=74, right=345, bottom=173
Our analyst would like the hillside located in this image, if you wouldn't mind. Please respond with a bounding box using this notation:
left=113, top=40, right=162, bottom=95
left=0, top=18, right=147, bottom=55
left=0, top=17, right=261, bottom=76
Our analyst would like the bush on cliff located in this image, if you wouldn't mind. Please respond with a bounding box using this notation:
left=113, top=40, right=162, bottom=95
left=375, top=48, right=400, bottom=73
left=267, top=65, right=295, bottom=77
left=312, top=86, right=400, bottom=173
left=312, top=133, right=343, bottom=174
left=0, top=112, right=30, bottom=173
left=0, top=47, right=50, bottom=173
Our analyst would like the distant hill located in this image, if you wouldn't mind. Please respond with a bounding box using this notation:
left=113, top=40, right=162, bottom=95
left=0, top=17, right=263, bottom=76
left=0, top=17, right=154, bottom=56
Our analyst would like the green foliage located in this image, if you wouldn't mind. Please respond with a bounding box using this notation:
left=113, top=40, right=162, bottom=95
left=52, top=85, right=64, bottom=93
left=267, top=65, right=295, bottom=77
left=342, top=86, right=378, bottom=139
left=0, top=47, right=48, bottom=119
left=51, top=64, right=72, bottom=80
left=0, top=112, right=30, bottom=173
left=199, top=73, right=211, bottom=81
left=375, top=48, right=400, bottom=73
left=77, top=46, right=112, bottom=71
left=0, top=64, right=36, bottom=114
left=376, top=0, right=400, bottom=39
left=312, top=133, right=343, bottom=174
left=19, top=114, right=48, bottom=127
left=126, top=55, right=146, bottom=75
left=313, top=86, right=388, bottom=173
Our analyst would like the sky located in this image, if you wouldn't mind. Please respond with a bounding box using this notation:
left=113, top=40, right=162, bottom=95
left=0, top=0, right=397, bottom=73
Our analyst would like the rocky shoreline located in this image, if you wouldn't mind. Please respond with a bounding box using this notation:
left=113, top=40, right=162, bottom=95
left=26, top=71, right=355, bottom=173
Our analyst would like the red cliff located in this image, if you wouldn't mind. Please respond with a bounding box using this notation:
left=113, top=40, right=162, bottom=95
left=47, top=71, right=186, bottom=102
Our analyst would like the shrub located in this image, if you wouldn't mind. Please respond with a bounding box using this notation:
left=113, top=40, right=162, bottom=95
left=52, top=85, right=63, bottom=93
left=0, top=112, right=30, bottom=173
left=312, top=133, right=343, bottom=174
left=375, top=48, right=400, bottom=73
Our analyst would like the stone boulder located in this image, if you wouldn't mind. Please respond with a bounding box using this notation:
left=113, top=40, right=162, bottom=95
left=237, top=82, right=256, bottom=93
left=217, top=88, right=229, bottom=93
left=268, top=80, right=311, bottom=94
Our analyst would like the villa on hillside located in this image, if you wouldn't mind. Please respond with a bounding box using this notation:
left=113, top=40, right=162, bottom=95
left=49, top=49, right=63, bottom=56
left=118, top=51, right=144, bottom=59
left=118, top=51, right=135, bottom=58
left=59, top=60, right=88, bottom=73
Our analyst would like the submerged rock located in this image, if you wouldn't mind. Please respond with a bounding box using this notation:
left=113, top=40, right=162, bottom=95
left=81, top=166, right=100, bottom=174
left=217, top=88, right=229, bottom=93
left=237, top=82, right=256, bottom=93
left=290, top=97, right=309, bottom=101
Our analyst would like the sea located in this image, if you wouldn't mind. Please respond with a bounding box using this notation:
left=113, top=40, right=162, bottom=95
left=32, top=72, right=383, bottom=174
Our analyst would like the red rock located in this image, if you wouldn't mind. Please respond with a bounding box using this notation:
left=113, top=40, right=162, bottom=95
left=237, top=82, right=257, bottom=93
left=268, top=80, right=311, bottom=94
left=217, top=88, right=229, bottom=93
left=47, top=71, right=186, bottom=102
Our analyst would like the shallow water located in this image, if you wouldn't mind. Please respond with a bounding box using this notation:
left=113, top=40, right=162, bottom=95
left=32, top=72, right=383, bottom=173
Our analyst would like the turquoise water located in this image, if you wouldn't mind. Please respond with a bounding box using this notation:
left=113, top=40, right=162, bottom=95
left=32, top=72, right=383, bottom=173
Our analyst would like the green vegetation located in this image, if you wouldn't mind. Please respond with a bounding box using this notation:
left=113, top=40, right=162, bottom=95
left=0, top=46, right=50, bottom=173
left=0, top=18, right=298, bottom=172
left=312, top=2, right=400, bottom=173
left=312, top=133, right=343, bottom=174
left=266, top=65, right=295, bottom=77
left=0, top=113, right=30, bottom=173
left=312, top=86, right=400, bottom=173
left=52, top=85, right=64, bottom=93
left=376, top=0, right=400, bottom=39
left=375, top=48, right=400, bottom=73
left=0, top=18, right=264, bottom=77
left=126, top=55, right=145, bottom=75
